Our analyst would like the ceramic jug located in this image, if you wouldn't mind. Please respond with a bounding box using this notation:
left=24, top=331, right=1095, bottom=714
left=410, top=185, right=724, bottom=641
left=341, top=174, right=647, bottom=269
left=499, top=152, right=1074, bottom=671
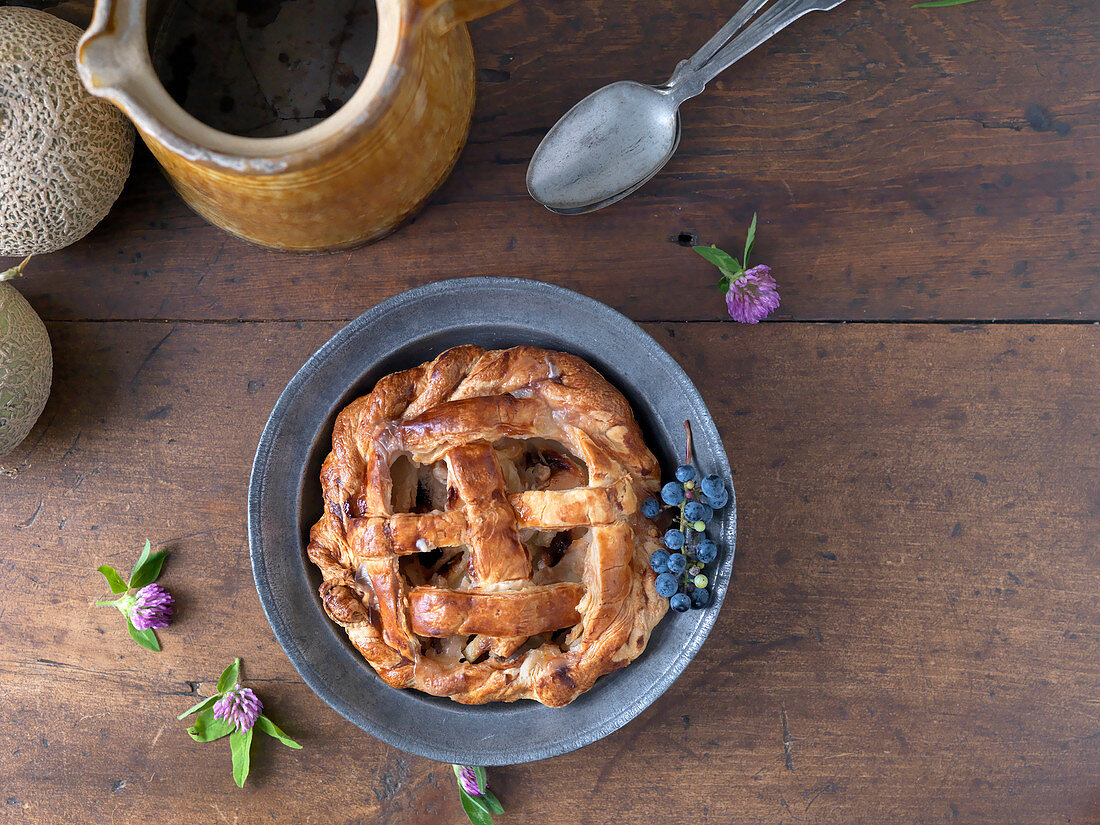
left=76, top=0, right=515, bottom=252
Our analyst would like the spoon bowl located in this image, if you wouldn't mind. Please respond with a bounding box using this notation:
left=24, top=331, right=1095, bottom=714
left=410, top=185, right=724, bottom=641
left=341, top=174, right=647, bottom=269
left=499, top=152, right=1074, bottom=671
left=526, top=82, right=681, bottom=215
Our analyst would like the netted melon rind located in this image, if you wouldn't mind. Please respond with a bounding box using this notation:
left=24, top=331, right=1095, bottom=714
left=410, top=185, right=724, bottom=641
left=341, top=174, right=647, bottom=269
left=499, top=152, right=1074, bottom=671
left=0, top=282, right=52, bottom=457
left=0, top=7, right=134, bottom=256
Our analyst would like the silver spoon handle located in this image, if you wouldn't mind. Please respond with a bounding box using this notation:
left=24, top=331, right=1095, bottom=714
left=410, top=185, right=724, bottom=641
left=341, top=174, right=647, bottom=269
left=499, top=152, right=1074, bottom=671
left=669, top=0, right=849, bottom=103
left=683, top=0, right=773, bottom=74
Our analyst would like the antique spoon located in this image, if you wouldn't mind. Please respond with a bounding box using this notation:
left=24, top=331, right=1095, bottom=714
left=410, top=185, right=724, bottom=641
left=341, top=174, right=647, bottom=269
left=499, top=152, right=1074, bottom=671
left=526, top=0, right=849, bottom=214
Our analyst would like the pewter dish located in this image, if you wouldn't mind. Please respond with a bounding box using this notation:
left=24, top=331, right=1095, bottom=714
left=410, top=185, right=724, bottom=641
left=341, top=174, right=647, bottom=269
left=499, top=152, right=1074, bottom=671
left=248, top=278, right=736, bottom=765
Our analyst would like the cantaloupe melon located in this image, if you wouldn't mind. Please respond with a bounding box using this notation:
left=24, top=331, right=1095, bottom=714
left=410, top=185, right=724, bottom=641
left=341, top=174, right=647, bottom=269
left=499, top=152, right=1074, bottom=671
left=0, top=258, right=52, bottom=457
left=0, top=7, right=134, bottom=256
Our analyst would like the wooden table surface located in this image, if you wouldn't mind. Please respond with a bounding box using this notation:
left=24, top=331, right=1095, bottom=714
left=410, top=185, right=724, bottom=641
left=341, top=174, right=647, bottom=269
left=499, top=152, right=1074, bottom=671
left=2, top=1, right=1098, bottom=823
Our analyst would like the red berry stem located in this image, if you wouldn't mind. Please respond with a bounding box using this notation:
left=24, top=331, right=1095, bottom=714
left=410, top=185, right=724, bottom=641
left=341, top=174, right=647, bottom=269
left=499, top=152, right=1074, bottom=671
left=683, top=420, right=695, bottom=466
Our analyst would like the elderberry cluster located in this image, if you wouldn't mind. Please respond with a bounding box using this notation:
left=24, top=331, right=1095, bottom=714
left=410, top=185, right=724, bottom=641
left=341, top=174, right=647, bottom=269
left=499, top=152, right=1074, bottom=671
left=641, top=465, right=728, bottom=613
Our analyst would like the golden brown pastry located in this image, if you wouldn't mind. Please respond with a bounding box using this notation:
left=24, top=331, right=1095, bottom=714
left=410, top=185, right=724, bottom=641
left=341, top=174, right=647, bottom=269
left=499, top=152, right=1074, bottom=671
left=307, top=345, right=668, bottom=706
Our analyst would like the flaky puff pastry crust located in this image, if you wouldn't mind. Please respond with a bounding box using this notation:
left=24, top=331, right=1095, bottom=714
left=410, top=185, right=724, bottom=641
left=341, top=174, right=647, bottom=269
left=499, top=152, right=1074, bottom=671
left=307, top=345, right=668, bottom=706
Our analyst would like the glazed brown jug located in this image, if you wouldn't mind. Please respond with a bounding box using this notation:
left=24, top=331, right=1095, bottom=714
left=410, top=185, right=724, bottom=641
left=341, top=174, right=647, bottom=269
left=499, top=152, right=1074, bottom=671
left=76, top=0, right=515, bottom=252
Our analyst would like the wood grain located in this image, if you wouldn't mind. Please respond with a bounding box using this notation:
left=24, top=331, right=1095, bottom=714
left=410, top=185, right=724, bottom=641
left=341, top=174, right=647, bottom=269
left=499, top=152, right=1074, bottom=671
left=1, top=1, right=1097, bottom=821
left=4, top=0, right=1099, bottom=322
left=1, top=321, right=1096, bottom=824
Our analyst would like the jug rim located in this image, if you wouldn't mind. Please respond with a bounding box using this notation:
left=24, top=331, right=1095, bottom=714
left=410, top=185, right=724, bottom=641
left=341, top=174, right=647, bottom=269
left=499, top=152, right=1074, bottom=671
left=77, top=0, right=430, bottom=174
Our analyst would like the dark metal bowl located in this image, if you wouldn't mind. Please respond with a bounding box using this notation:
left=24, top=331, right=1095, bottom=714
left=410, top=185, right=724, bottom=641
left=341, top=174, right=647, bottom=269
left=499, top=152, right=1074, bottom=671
left=248, top=278, right=736, bottom=765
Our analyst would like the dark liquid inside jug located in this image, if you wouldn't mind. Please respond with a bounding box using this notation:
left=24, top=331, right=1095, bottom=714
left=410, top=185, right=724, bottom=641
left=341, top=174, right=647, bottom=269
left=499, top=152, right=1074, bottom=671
left=152, top=0, right=378, bottom=137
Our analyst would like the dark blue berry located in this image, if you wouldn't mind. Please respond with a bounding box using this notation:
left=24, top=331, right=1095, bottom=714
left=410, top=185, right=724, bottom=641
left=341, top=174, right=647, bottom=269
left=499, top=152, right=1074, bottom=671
left=661, top=482, right=686, bottom=506
left=695, top=539, right=718, bottom=564
left=675, top=465, right=698, bottom=483
left=690, top=588, right=710, bottom=608
left=684, top=501, right=713, bottom=523
left=655, top=573, right=679, bottom=597
left=704, top=487, right=729, bottom=509
left=666, top=553, right=687, bottom=575
left=663, top=528, right=685, bottom=550
left=649, top=549, right=670, bottom=573
left=641, top=497, right=660, bottom=518
left=700, top=474, right=724, bottom=499
left=670, top=593, right=691, bottom=613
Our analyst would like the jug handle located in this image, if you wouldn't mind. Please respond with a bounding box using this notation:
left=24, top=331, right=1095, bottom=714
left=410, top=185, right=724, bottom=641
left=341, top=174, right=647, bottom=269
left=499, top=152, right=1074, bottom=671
left=419, top=0, right=517, bottom=30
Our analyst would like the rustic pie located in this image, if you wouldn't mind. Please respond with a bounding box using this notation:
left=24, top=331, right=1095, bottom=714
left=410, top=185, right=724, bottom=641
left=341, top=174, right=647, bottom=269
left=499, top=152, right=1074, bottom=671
left=306, top=344, right=669, bottom=706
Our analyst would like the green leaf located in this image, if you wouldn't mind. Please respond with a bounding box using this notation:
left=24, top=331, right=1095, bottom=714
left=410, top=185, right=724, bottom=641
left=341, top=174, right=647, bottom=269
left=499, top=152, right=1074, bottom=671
left=128, top=540, right=168, bottom=590
left=217, top=658, right=241, bottom=693
left=913, top=0, right=982, bottom=6
left=127, top=540, right=152, bottom=584
left=255, top=714, right=302, bottom=749
left=464, top=789, right=494, bottom=817
left=188, top=708, right=232, bottom=742
left=473, top=766, right=487, bottom=794
left=692, top=245, right=742, bottom=272
left=743, top=212, right=757, bottom=269
left=481, top=789, right=505, bottom=815
left=230, top=727, right=253, bottom=788
left=459, top=788, right=494, bottom=825
left=126, top=617, right=160, bottom=652
left=97, top=565, right=128, bottom=594
left=177, top=694, right=219, bottom=720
